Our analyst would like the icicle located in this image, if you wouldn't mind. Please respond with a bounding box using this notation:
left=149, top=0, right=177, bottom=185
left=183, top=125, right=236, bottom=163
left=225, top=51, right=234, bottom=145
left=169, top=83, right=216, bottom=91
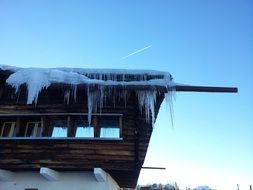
left=123, top=89, right=128, bottom=107
left=64, top=90, right=71, bottom=104
left=71, top=85, right=77, bottom=102
left=165, top=88, right=176, bottom=126
left=15, top=89, right=21, bottom=103
left=99, top=85, right=104, bottom=114
left=112, top=87, right=116, bottom=107
left=118, top=88, right=129, bottom=107
left=137, top=90, right=157, bottom=126
left=4, top=66, right=175, bottom=120
left=87, top=87, right=101, bottom=125
left=87, top=87, right=93, bottom=125
left=7, top=76, right=50, bottom=104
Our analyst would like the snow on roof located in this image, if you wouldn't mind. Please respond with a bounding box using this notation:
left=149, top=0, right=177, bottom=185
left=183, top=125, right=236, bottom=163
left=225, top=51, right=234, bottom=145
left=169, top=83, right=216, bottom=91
left=0, top=64, right=21, bottom=72
left=0, top=64, right=172, bottom=76
left=0, top=65, right=175, bottom=126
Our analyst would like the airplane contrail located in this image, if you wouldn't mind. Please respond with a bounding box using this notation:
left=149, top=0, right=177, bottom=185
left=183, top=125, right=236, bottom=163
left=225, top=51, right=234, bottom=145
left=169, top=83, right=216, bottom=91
left=120, top=45, right=152, bottom=60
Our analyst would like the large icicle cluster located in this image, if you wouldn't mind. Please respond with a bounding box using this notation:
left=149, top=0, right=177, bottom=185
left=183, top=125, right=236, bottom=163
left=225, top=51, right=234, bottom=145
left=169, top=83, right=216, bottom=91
left=0, top=65, right=175, bottom=126
left=137, top=90, right=157, bottom=126
left=5, top=68, right=95, bottom=104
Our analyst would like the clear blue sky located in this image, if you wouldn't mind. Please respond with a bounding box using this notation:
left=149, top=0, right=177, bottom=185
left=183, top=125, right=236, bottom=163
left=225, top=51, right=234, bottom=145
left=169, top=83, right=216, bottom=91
left=0, top=1, right=252, bottom=189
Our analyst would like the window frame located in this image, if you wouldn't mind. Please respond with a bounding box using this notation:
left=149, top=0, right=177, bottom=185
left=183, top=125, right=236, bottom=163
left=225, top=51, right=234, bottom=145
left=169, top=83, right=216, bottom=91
left=0, top=113, right=123, bottom=140
left=51, top=119, right=68, bottom=138
left=0, top=122, right=16, bottom=137
left=24, top=121, right=42, bottom=137
left=75, top=126, right=95, bottom=138
left=98, top=115, right=122, bottom=139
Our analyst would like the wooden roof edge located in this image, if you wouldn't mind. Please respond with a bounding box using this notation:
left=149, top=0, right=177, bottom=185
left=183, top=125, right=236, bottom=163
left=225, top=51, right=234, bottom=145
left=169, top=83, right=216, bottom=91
left=175, top=85, right=238, bottom=93
left=100, top=84, right=238, bottom=93
left=2, top=81, right=238, bottom=94
left=115, top=84, right=238, bottom=93
left=3, top=82, right=238, bottom=94
left=0, top=68, right=238, bottom=93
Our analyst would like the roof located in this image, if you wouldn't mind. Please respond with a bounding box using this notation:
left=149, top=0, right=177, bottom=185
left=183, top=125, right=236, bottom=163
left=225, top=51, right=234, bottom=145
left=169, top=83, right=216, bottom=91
left=0, top=65, right=175, bottom=126
left=0, top=65, right=238, bottom=126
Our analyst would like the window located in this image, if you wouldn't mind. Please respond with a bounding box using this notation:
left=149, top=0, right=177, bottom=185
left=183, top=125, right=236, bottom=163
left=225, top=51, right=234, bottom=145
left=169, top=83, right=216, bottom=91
left=51, top=120, right=67, bottom=137
left=0, top=122, right=16, bottom=137
left=100, top=128, right=120, bottom=138
left=75, top=120, right=94, bottom=137
left=100, top=117, right=120, bottom=138
left=76, top=126, right=94, bottom=137
left=25, top=122, right=42, bottom=137
left=52, top=127, right=68, bottom=137
left=0, top=113, right=122, bottom=139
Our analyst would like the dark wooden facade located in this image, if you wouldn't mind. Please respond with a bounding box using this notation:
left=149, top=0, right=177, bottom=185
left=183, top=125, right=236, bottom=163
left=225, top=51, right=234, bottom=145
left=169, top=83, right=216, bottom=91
left=0, top=70, right=165, bottom=188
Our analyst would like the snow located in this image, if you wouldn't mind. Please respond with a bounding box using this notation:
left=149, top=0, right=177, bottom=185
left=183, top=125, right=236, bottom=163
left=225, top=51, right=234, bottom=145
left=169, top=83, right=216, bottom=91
left=0, top=64, right=21, bottom=72
left=6, top=68, right=94, bottom=104
left=0, top=65, right=175, bottom=126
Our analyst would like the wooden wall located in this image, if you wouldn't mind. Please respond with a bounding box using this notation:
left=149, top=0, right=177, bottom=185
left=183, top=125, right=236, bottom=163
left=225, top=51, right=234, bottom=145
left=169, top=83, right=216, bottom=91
left=0, top=83, right=164, bottom=188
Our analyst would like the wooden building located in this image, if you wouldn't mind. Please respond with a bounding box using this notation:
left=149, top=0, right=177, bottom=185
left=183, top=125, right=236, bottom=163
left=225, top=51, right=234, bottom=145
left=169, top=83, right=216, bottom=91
left=0, top=66, right=237, bottom=190
left=0, top=66, right=176, bottom=190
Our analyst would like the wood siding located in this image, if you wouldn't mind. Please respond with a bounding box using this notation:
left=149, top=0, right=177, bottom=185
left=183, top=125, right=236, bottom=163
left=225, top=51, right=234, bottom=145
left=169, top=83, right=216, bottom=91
left=0, top=84, right=164, bottom=188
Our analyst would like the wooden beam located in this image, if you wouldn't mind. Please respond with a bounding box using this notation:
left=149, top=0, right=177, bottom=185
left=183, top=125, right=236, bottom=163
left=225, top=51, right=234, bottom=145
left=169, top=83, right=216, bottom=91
left=40, top=167, right=59, bottom=181
left=67, top=116, right=75, bottom=137
left=1, top=68, right=238, bottom=94
left=94, top=116, right=100, bottom=138
left=175, top=85, right=238, bottom=93
left=142, top=167, right=166, bottom=170
left=13, top=83, right=237, bottom=93
left=0, top=113, right=123, bottom=117
left=15, top=117, right=21, bottom=137
left=41, top=116, right=47, bottom=137
left=79, top=83, right=238, bottom=93
left=119, top=116, right=123, bottom=138
left=0, top=169, right=14, bottom=181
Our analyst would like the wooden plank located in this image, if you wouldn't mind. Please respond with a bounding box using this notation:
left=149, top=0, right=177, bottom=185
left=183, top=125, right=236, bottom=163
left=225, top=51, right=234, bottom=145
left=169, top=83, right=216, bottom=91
left=142, top=167, right=166, bottom=170
left=0, top=87, right=162, bottom=189
left=93, top=116, right=99, bottom=138
left=175, top=85, right=238, bottom=93
left=15, top=117, right=21, bottom=137
left=26, top=82, right=238, bottom=93
left=67, top=116, right=75, bottom=137
left=119, top=115, right=123, bottom=137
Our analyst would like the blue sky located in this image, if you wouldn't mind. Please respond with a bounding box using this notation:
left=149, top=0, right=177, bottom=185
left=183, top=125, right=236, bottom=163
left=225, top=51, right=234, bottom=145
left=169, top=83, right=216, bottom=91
left=0, top=0, right=252, bottom=189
